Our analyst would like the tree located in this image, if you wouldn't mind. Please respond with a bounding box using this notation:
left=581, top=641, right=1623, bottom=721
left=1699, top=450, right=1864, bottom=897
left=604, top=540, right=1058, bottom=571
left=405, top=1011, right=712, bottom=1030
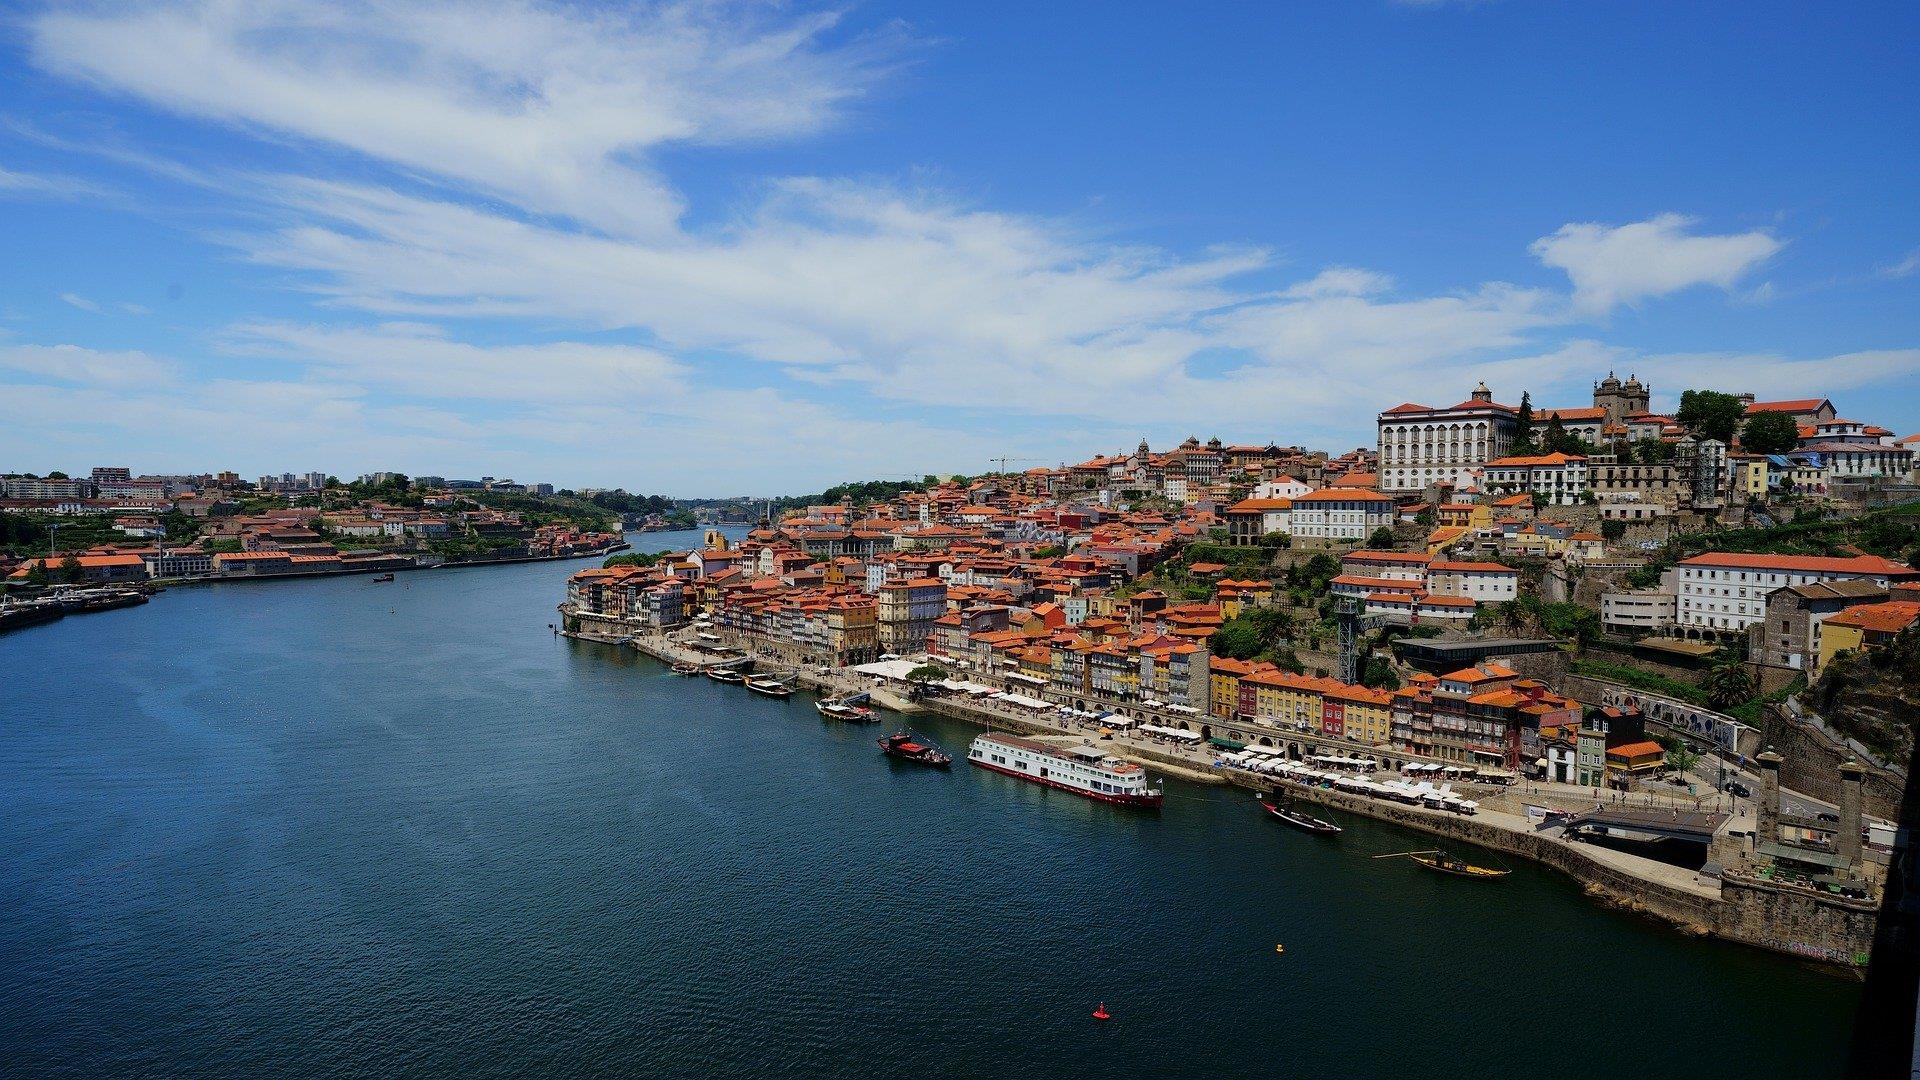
left=56, top=555, right=82, bottom=583
left=1676, top=390, right=1746, bottom=444
left=1541, top=415, right=1572, bottom=455
left=1362, top=655, right=1400, bottom=691
left=1600, top=520, right=1627, bottom=541
left=1366, top=527, right=1395, bottom=549
left=1665, top=739, right=1702, bottom=777
left=1742, top=411, right=1799, bottom=454
left=1511, top=392, right=1535, bottom=453
left=1701, top=661, right=1754, bottom=712
left=906, top=663, right=948, bottom=684
left=1633, top=438, right=1674, bottom=464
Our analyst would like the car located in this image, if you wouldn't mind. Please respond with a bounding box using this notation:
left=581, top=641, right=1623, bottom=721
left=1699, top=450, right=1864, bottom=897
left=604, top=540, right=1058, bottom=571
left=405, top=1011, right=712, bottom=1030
left=1817, top=811, right=1840, bottom=824
left=1724, top=781, right=1752, bottom=798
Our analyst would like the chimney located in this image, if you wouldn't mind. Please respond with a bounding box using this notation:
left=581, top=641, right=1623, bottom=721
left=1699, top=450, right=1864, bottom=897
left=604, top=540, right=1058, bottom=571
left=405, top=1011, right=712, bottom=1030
left=1839, top=759, right=1865, bottom=873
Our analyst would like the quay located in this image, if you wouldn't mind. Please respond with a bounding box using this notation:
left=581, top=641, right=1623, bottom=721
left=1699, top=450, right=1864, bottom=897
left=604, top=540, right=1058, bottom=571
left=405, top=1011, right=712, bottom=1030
left=606, top=624, right=1881, bottom=975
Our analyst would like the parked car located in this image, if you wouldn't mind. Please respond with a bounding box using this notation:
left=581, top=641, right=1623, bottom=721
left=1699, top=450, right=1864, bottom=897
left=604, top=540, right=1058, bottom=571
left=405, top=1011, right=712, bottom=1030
left=1724, top=781, right=1752, bottom=798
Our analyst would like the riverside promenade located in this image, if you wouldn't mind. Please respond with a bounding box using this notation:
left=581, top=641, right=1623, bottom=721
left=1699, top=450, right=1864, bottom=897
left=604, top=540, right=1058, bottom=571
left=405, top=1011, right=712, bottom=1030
left=610, top=626, right=1879, bottom=973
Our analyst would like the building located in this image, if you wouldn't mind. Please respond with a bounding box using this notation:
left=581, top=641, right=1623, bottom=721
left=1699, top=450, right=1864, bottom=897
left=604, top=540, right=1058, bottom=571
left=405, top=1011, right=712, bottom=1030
left=1816, top=601, right=1920, bottom=672
left=878, top=578, right=947, bottom=654
left=1754, top=581, right=1889, bottom=673
left=2, top=477, right=90, bottom=500
left=1592, top=373, right=1651, bottom=427
left=1674, top=552, right=1919, bottom=634
left=1600, top=587, right=1677, bottom=634
left=1287, top=489, right=1395, bottom=541
left=1223, top=498, right=1292, bottom=545
left=1743, top=397, right=1835, bottom=428
left=1481, top=452, right=1589, bottom=506
left=6, top=552, right=148, bottom=583
left=1376, top=382, right=1518, bottom=494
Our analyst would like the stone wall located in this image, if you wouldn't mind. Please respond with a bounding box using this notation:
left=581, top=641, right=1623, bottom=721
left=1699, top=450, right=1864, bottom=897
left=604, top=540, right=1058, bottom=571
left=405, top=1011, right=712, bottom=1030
left=1763, top=704, right=1906, bottom=821
left=1718, top=874, right=1878, bottom=968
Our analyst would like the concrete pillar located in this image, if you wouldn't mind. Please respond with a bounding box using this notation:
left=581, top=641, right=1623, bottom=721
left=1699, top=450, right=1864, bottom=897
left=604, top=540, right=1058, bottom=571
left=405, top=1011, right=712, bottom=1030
left=1839, top=759, right=1865, bottom=874
left=1756, top=747, right=1782, bottom=848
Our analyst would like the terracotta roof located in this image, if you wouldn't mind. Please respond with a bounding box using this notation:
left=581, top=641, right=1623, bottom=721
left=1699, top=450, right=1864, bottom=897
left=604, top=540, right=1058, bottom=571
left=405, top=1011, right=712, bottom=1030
left=1607, top=741, right=1666, bottom=758
left=1825, top=601, right=1920, bottom=635
left=1745, top=398, right=1828, bottom=415
left=1294, top=489, right=1394, bottom=503
left=1486, top=452, right=1586, bottom=467
left=1678, top=552, right=1915, bottom=575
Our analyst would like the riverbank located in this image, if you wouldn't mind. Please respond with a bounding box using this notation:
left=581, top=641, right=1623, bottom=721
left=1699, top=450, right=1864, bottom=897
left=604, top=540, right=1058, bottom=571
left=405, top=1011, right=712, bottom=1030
left=616, top=626, right=1875, bottom=975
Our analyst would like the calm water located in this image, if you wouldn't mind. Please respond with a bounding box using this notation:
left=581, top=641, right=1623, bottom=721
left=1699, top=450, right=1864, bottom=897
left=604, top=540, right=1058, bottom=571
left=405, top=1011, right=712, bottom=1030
left=0, top=530, right=1859, bottom=1078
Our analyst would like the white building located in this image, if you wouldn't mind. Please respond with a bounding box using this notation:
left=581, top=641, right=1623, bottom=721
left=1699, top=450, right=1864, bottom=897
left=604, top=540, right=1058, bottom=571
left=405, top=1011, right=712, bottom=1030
left=1601, top=588, right=1677, bottom=633
left=1425, top=560, right=1520, bottom=603
left=1482, top=452, right=1589, bottom=506
left=1376, top=382, right=1519, bottom=494
left=1252, top=476, right=1313, bottom=500
left=1674, top=552, right=1918, bottom=633
left=1287, top=489, right=1396, bottom=540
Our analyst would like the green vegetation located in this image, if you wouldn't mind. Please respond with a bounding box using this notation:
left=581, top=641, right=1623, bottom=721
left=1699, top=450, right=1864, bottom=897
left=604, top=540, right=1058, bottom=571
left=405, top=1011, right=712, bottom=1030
left=1478, top=593, right=1599, bottom=646
left=1569, top=658, right=1706, bottom=706
left=1366, top=527, right=1395, bottom=549
left=1675, top=389, right=1746, bottom=443
left=906, top=663, right=949, bottom=683
left=1701, top=660, right=1754, bottom=712
left=603, top=552, right=664, bottom=569
left=1741, top=411, right=1800, bottom=454
left=1660, top=734, right=1702, bottom=776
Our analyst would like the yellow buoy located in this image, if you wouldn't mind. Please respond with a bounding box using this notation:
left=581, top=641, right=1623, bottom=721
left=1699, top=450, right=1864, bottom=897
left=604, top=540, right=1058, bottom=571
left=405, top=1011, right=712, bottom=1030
left=1275, top=944, right=1285, bottom=954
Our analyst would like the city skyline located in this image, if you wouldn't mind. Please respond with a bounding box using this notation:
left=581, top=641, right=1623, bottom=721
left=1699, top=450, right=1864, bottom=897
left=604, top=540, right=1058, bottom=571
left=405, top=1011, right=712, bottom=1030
left=1, top=2, right=1917, bottom=494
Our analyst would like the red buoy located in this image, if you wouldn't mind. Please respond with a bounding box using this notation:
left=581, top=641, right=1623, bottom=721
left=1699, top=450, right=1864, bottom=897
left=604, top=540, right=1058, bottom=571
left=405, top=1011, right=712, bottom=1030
left=1092, top=1002, right=1111, bottom=1021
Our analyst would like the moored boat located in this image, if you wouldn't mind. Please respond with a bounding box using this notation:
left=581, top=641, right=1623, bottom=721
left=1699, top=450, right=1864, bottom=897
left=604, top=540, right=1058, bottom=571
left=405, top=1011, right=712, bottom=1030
left=706, top=667, right=749, bottom=684
left=967, top=732, right=1162, bottom=809
left=878, top=731, right=951, bottom=767
left=816, top=698, right=877, bottom=722
left=373, top=573, right=396, bottom=582
left=746, top=677, right=795, bottom=698
left=1373, top=848, right=1510, bottom=878
left=1259, top=795, right=1341, bottom=835
left=670, top=661, right=703, bottom=676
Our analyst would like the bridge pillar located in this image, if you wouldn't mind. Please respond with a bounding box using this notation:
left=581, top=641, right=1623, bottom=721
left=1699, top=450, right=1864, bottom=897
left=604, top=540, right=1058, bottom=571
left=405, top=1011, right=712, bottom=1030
left=1755, top=747, right=1783, bottom=852
left=1839, top=758, right=1865, bottom=875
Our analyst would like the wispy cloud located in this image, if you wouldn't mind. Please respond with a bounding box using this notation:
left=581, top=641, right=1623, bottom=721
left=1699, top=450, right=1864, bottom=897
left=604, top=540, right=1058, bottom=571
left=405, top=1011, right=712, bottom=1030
left=58, top=292, right=105, bottom=314
left=1883, top=249, right=1920, bottom=279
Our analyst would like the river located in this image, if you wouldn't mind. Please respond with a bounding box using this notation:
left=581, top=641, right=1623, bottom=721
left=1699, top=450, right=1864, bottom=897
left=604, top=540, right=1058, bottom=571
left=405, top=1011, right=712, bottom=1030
left=0, top=530, right=1859, bottom=1077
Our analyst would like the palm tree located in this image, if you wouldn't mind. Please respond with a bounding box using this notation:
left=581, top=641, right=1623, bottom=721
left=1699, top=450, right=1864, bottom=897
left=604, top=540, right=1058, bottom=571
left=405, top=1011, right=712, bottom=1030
left=1701, top=661, right=1754, bottom=712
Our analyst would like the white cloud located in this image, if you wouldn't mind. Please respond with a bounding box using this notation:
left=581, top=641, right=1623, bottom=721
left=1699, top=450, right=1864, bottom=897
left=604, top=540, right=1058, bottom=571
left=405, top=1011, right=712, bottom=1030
left=1883, top=249, right=1920, bottom=279
left=1531, top=213, right=1782, bottom=312
left=58, top=292, right=105, bottom=314
left=0, top=164, right=99, bottom=199
left=30, top=0, right=894, bottom=238
left=0, top=343, right=176, bottom=387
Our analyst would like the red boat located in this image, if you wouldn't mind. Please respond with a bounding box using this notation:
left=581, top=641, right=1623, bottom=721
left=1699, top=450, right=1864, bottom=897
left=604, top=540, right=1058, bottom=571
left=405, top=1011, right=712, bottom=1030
left=878, top=731, right=952, bottom=767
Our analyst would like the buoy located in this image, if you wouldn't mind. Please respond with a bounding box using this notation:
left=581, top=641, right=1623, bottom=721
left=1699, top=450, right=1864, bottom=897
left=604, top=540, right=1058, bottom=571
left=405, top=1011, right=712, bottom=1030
left=1091, top=1002, right=1111, bottom=1021
left=1275, top=944, right=1286, bottom=954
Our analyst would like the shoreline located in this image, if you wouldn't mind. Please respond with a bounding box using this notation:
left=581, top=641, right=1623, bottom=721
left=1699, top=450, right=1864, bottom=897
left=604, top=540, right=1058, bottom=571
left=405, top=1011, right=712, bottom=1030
left=609, top=626, right=1875, bottom=977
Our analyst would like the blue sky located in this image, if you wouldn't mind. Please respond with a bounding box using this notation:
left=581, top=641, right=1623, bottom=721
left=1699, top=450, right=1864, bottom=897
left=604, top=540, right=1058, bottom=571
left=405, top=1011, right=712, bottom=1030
left=1, top=1, right=1916, bottom=495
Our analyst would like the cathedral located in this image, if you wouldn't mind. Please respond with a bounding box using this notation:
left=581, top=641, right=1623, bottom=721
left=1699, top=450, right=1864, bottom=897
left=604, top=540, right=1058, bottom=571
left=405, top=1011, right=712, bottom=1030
left=1592, top=372, right=1650, bottom=427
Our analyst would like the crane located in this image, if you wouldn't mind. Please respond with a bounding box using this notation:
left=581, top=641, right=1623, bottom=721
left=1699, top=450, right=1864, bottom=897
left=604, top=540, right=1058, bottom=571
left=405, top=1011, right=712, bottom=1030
left=986, top=456, right=1043, bottom=474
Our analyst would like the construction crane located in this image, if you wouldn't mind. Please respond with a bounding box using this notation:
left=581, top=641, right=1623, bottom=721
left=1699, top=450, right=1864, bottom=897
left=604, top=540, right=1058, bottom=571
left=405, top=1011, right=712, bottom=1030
left=986, top=456, right=1043, bottom=474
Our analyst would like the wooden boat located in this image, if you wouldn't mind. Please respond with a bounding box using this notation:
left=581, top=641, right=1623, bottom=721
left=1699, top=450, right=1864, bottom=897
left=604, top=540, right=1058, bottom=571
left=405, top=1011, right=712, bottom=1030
left=816, top=699, right=877, bottom=722
left=1373, top=848, right=1509, bottom=878
left=746, top=677, right=795, bottom=698
left=878, top=731, right=952, bottom=767
left=670, top=661, right=702, bottom=676
left=1259, top=796, right=1341, bottom=835
left=705, top=667, right=749, bottom=684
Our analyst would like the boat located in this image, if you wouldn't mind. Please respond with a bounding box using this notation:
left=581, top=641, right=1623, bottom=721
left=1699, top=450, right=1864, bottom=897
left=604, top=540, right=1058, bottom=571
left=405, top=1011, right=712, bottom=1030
left=878, top=731, right=952, bottom=767
left=816, top=699, right=877, bottom=722
left=670, top=661, right=702, bottom=676
left=1091, top=1003, right=1111, bottom=1021
left=1259, top=795, right=1342, bottom=835
left=967, top=732, right=1163, bottom=809
left=746, top=677, right=795, bottom=698
left=0, top=599, right=67, bottom=633
left=1373, top=848, right=1510, bottom=878
left=372, top=573, right=395, bottom=582
left=705, top=667, right=749, bottom=684
left=73, top=589, right=150, bottom=613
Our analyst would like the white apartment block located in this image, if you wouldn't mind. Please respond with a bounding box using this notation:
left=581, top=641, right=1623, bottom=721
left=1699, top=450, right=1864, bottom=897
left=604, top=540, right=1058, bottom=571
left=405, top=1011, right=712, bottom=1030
left=1674, top=552, right=1917, bottom=633
left=1482, top=453, right=1589, bottom=506
left=1288, top=490, right=1396, bottom=540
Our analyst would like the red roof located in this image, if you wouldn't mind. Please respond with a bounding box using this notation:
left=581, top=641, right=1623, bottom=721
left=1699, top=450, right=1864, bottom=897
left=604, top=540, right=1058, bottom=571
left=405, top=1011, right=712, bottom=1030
left=1744, top=398, right=1828, bottom=416
left=1678, top=552, right=1915, bottom=576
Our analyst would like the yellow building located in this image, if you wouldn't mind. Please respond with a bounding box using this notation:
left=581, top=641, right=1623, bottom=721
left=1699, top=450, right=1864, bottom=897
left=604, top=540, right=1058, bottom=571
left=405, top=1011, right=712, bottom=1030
left=1727, top=455, right=1769, bottom=501
left=1817, top=601, right=1920, bottom=673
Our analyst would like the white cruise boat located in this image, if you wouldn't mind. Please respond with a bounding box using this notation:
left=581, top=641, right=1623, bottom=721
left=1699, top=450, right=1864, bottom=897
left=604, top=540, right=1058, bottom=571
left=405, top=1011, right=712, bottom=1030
left=967, top=733, right=1163, bottom=809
